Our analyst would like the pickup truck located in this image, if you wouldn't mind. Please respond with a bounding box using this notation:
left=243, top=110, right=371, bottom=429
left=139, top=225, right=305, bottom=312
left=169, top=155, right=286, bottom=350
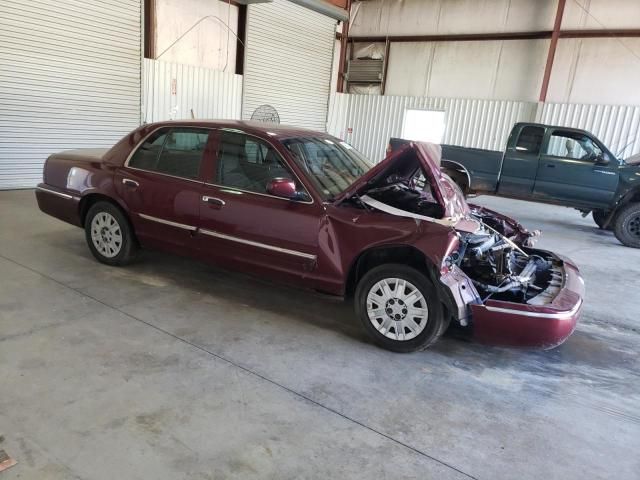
left=390, top=122, right=640, bottom=248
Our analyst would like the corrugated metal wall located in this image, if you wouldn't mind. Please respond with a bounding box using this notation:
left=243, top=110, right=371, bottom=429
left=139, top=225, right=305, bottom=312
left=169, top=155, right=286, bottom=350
left=328, top=93, right=640, bottom=163
left=328, top=94, right=537, bottom=162
left=0, top=0, right=142, bottom=189
left=243, top=0, right=336, bottom=130
left=539, top=103, right=640, bottom=159
left=143, top=59, right=243, bottom=123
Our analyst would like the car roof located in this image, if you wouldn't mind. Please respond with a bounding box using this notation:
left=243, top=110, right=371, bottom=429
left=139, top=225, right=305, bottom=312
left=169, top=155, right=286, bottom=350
left=143, top=119, right=334, bottom=140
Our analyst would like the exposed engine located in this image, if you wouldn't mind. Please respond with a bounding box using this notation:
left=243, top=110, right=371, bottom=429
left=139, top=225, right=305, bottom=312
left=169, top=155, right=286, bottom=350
left=453, top=226, right=563, bottom=305
left=355, top=170, right=565, bottom=307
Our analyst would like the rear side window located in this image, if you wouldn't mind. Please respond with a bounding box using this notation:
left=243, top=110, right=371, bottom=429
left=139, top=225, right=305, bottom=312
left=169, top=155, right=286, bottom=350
left=514, top=126, right=544, bottom=155
left=128, top=128, right=209, bottom=180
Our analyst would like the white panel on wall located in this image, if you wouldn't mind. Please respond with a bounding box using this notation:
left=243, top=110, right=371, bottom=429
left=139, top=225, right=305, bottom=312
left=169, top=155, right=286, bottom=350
left=384, top=42, right=434, bottom=97
left=385, top=39, right=549, bottom=102
left=0, top=0, right=142, bottom=189
left=328, top=94, right=537, bottom=163
left=243, top=0, right=336, bottom=130
left=349, top=0, right=557, bottom=37
left=562, top=0, right=640, bottom=30
left=143, top=59, right=243, bottom=122
left=548, top=38, right=640, bottom=105
left=154, top=0, right=239, bottom=71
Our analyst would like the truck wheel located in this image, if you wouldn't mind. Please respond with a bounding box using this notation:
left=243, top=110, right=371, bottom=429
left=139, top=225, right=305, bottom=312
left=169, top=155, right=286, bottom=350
left=592, top=210, right=612, bottom=230
left=354, top=264, right=448, bottom=353
left=613, top=203, right=640, bottom=248
left=85, top=201, right=138, bottom=265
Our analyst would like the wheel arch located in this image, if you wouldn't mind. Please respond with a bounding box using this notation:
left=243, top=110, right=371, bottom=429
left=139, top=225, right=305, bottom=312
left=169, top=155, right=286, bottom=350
left=441, top=159, right=471, bottom=192
left=344, top=244, right=459, bottom=321
left=79, top=193, right=133, bottom=229
left=617, top=187, right=640, bottom=208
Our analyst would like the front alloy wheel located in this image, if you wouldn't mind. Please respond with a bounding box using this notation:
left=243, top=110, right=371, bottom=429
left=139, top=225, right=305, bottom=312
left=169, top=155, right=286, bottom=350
left=366, top=278, right=429, bottom=341
left=355, top=264, right=447, bottom=352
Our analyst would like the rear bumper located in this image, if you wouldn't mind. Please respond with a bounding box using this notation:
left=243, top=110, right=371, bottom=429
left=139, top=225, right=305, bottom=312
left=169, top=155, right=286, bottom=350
left=35, top=183, right=82, bottom=227
left=470, top=254, right=584, bottom=349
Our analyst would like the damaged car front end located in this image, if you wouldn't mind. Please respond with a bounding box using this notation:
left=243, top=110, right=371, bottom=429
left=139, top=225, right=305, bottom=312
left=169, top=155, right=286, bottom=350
left=340, top=142, right=584, bottom=349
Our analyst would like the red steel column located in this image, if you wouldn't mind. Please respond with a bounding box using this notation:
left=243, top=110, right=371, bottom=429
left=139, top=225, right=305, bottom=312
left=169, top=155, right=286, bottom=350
left=336, top=0, right=352, bottom=93
left=539, top=0, right=566, bottom=102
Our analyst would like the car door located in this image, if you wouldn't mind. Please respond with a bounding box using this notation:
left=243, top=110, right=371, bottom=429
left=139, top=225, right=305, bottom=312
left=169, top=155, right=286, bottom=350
left=196, top=129, right=321, bottom=283
left=533, top=129, right=619, bottom=208
left=496, top=125, right=544, bottom=197
left=115, top=126, right=213, bottom=253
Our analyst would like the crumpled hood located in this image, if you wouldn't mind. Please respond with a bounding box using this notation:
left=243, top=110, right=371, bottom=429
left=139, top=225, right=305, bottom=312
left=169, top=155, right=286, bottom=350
left=334, top=141, right=470, bottom=219
left=346, top=142, right=537, bottom=243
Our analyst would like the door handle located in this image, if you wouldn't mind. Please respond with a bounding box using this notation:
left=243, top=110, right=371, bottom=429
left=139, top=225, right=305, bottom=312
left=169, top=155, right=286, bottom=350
left=202, top=196, right=225, bottom=207
left=122, top=178, right=139, bottom=188
left=546, top=163, right=556, bottom=168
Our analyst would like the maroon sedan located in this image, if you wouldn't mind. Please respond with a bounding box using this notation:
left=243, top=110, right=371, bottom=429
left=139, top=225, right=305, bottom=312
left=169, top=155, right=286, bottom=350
left=36, top=121, right=584, bottom=352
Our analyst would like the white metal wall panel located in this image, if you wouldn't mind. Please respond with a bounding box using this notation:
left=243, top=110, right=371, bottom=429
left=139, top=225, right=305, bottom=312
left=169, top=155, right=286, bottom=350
left=328, top=94, right=537, bottom=163
left=143, top=59, right=243, bottom=123
left=540, top=103, right=640, bottom=159
left=242, top=0, right=336, bottom=131
left=0, top=0, right=142, bottom=189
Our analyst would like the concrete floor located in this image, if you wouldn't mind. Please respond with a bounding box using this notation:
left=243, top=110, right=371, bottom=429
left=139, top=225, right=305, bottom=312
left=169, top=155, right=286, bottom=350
left=1, top=189, right=639, bottom=480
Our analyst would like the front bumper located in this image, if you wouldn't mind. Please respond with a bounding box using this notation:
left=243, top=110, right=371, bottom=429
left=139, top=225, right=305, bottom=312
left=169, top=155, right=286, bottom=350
left=469, top=253, right=584, bottom=349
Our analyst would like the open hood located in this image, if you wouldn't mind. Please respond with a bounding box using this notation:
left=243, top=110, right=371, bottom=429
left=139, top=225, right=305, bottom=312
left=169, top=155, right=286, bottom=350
left=334, top=141, right=470, bottom=219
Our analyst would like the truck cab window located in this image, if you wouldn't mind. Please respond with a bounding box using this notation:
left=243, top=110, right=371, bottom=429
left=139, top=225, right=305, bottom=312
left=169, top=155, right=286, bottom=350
left=546, top=131, right=604, bottom=162
left=514, top=126, right=544, bottom=154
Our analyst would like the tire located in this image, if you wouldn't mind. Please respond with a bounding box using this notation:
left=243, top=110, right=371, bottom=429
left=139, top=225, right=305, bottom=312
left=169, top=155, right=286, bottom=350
left=354, top=264, right=448, bottom=353
left=613, top=203, right=640, bottom=248
left=85, top=201, right=138, bottom=265
left=592, top=210, right=612, bottom=230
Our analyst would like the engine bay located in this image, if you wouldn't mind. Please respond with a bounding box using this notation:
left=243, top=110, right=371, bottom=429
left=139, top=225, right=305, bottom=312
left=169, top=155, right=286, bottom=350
left=358, top=175, right=564, bottom=308
left=453, top=227, right=563, bottom=306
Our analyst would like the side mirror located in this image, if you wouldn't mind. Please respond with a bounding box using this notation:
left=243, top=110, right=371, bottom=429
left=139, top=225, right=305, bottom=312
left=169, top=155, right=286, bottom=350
left=266, top=177, right=299, bottom=200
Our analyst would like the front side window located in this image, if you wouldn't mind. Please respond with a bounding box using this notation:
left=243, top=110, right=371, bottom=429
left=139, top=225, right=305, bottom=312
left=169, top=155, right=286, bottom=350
left=514, top=126, right=544, bottom=154
left=545, top=131, right=603, bottom=162
left=282, top=137, right=373, bottom=200
left=215, top=131, right=296, bottom=195
left=128, top=128, right=209, bottom=179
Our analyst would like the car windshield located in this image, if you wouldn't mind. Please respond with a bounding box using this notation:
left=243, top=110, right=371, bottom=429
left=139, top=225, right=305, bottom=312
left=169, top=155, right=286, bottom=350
left=282, top=137, right=373, bottom=200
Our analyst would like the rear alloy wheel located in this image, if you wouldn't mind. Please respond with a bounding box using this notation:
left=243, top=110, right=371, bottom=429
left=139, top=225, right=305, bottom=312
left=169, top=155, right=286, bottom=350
left=355, top=264, right=447, bottom=353
left=85, top=201, right=138, bottom=265
left=613, top=202, right=640, bottom=248
left=592, top=209, right=612, bottom=230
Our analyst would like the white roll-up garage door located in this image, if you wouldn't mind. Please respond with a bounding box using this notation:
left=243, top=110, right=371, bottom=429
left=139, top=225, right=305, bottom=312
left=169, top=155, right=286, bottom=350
left=0, top=0, right=142, bottom=189
left=243, top=0, right=336, bottom=131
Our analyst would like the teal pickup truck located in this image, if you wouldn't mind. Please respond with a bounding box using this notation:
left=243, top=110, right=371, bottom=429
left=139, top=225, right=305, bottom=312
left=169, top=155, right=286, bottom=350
left=390, top=122, right=640, bottom=248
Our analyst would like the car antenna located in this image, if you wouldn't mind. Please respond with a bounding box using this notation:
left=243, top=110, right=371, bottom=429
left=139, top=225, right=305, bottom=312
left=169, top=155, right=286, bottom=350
left=616, top=136, right=637, bottom=158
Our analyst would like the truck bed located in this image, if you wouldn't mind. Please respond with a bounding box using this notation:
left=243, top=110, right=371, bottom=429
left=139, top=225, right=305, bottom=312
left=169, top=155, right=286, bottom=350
left=441, top=144, right=502, bottom=193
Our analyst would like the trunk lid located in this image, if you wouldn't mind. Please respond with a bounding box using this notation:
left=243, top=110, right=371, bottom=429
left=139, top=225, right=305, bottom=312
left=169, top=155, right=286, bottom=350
left=49, top=148, right=109, bottom=163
